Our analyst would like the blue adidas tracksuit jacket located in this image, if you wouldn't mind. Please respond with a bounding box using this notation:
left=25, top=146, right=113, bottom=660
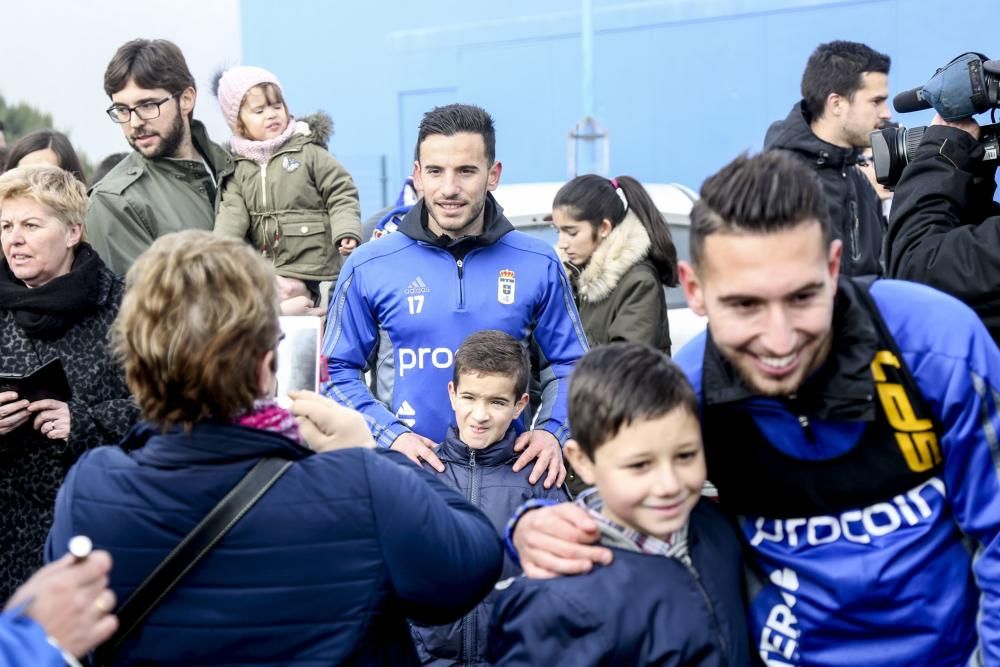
left=323, top=194, right=589, bottom=447
left=675, top=278, right=1000, bottom=667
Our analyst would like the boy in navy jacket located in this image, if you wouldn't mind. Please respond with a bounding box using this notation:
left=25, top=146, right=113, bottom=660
left=411, top=330, right=568, bottom=666
left=490, top=343, right=752, bottom=666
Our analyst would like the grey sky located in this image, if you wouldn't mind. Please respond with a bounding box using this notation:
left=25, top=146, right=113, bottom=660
left=2, top=0, right=241, bottom=163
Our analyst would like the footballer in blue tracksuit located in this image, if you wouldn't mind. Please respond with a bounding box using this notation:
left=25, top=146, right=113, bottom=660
left=671, top=153, right=1000, bottom=667
left=508, top=152, right=1000, bottom=667
left=323, top=105, right=588, bottom=458
left=323, top=194, right=587, bottom=449
left=678, top=276, right=1000, bottom=666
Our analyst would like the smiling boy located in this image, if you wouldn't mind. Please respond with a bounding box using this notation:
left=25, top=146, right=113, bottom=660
left=410, top=330, right=568, bottom=667
left=489, top=343, right=751, bottom=666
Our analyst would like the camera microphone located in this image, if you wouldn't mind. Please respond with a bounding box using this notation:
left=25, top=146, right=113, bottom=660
left=873, top=53, right=1000, bottom=186
left=893, top=87, right=931, bottom=114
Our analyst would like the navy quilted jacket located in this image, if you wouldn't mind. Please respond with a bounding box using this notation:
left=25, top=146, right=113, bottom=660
left=410, top=426, right=568, bottom=666
left=489, top=499, right=753, bottom=666
left=45, top=421, right=503, bottom=666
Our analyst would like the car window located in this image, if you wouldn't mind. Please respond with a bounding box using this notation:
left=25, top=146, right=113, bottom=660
left=664, top=223, right=689, bottom=309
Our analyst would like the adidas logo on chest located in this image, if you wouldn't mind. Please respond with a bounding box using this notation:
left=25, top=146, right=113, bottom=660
left=405, top=276, right=431, bottom=295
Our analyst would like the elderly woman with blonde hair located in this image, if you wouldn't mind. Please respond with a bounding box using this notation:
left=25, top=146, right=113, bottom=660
left=46, top=230, right=503, bottom=666
left=0, top=166, right=137, bottom=601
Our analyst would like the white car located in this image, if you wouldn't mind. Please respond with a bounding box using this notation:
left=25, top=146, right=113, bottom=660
left=493, top=181, right=707, bottom=356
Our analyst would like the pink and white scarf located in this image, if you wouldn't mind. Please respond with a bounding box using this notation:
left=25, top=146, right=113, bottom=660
left=229, top=119, right=303, bottom=166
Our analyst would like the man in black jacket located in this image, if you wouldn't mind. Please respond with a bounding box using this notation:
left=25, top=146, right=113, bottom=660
left=885, top=115, right=1000, bottom=345
left=765, top=40, right=892, bottom=276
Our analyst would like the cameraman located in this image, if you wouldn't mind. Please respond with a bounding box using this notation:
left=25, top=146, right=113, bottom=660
left=885, top=115, right=1000, bottom=345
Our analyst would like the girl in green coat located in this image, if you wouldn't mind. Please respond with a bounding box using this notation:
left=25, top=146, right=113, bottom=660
left=553, top=175, right=679, bottom=354
left=214, top=66, right=361, bottom=315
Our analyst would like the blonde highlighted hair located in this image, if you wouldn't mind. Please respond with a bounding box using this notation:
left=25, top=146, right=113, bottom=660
left=112, top=230, right=280, bottom=431
left=0, top=165, right=88, bottom=236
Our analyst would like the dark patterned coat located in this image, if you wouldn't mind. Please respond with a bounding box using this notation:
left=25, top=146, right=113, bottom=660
left=0, top=263, right=137, bottom=599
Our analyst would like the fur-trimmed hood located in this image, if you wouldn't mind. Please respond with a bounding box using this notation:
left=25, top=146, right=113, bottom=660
left=558, top=211, right=651, bottom=303
left=295, top=111, right=334, bottom=146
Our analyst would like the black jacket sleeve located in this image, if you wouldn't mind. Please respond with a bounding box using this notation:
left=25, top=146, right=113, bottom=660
left=886, top=125, right=1000, bottom=313
left=367, top=448, right=504, bottom=624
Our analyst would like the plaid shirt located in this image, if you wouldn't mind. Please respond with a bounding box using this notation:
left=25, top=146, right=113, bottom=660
left=576, top=488, right=691, bottom=566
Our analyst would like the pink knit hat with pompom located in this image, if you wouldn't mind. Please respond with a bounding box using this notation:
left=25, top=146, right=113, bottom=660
left=215, top=66, right=283, bottom=129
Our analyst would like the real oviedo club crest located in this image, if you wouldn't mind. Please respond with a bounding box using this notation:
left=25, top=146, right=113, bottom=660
left=497, top=269, right=516, bottom=305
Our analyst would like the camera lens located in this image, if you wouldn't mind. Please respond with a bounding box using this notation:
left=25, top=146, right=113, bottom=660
left=871, top=125, right=927, bottom=187
left=870, top=127, right=898, bottom=185
left=900, top=126, right=926, bottom=165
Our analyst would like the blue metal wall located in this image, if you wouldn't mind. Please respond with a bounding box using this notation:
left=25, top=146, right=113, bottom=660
left=241, top=0, right=1000, bottom=218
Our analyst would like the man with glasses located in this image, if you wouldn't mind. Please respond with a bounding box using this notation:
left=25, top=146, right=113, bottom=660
left=85, top=39, right=233, bottom=274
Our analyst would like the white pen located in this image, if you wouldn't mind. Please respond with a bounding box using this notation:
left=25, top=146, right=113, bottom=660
left=67, top=535, right=92, bottom=561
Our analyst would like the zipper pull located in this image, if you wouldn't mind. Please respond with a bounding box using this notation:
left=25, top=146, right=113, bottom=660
left=797, top=414, right=817, bottom=443
left=788, top=394, right=816, bottom=442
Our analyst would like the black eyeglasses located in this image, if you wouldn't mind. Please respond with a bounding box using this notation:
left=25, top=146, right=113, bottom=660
left=106, top=92, right=180, bottom=124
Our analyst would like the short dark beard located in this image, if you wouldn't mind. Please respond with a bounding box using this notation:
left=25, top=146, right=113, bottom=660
left=427, top=197, right=487, bottom=239
left=129, top=106, right=186, bottom=160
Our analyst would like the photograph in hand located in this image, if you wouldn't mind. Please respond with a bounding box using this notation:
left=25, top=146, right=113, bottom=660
left=275, top=316, right=322, bottom=408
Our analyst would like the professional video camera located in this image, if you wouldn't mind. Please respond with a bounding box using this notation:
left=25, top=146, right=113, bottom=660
left=871, top=52, right=1000, bottom=186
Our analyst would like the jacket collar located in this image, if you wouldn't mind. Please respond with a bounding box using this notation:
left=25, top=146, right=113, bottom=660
left=701, top=276, right=878, bottom=421
left=557, top=211, right=652, bottom=303
left=577, top=489, right=691, bottom=561
left=764, top=102, right=863, bottom=169
left=190, top=119, right=234, bottom=176
left=124, top=420, right=312, bottom=469
left=398, top=192, right=513, bottom=250
left=436, top=424, right=522, bottom=466
left=132, top=119, right=234, bottom=178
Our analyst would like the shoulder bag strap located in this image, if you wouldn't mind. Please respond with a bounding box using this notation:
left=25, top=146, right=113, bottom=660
left=94, top=457, right=293, bottom=665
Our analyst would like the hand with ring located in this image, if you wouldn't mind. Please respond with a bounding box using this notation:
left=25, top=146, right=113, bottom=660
left=5, top=550, right=119, bottom=657
left=28, top=399, right=72, bottom=440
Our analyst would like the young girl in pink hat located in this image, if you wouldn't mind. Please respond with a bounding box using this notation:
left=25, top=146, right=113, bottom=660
left=214, top=65, right=361, bottom=315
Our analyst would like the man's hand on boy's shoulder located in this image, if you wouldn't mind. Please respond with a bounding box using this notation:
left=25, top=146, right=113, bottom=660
left=512, top=430, right=566, bottom=488
left=391, top=432, right=446, bottom=472
left=513, top=502, right=612, bottom=578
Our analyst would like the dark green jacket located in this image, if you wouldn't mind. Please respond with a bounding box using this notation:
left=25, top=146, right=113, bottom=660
left=561, top=211, right=671, bottom=354
left=85, top=120, right=234, bottom=275
left=215, top=117, right=361, bottom=282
